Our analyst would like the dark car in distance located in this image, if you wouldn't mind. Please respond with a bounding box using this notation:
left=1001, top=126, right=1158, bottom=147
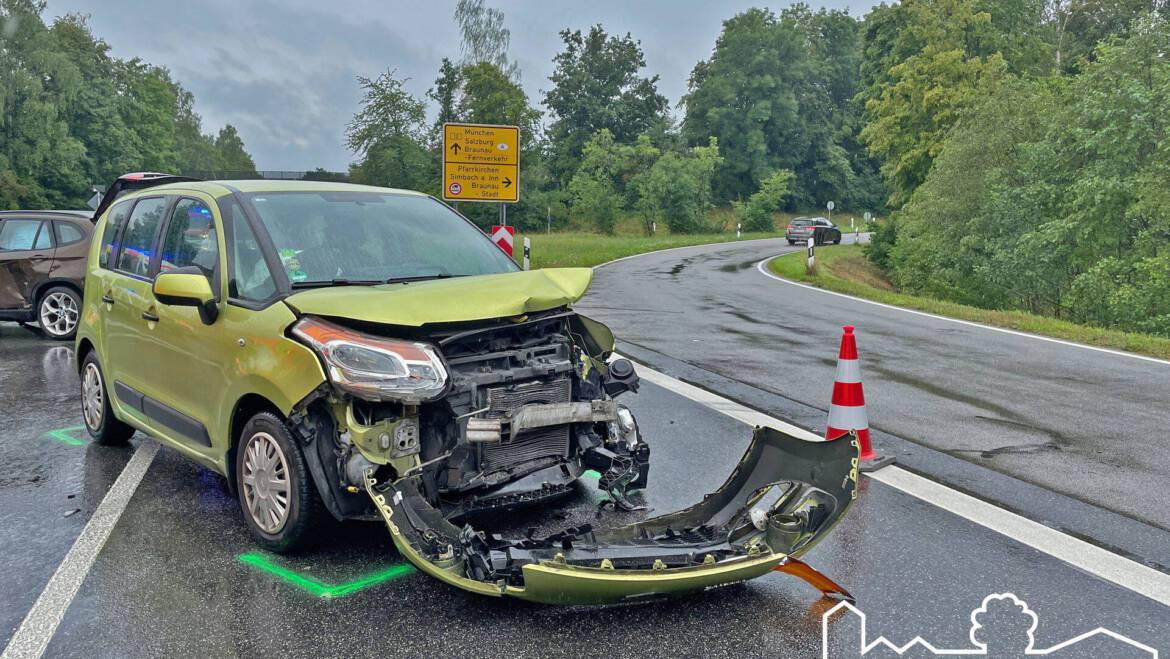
left=786, top=217, right=842, bottom=246
left=0, top=210, right=94, bottom=340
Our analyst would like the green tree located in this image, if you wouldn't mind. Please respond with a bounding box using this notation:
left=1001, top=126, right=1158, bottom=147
left=543, top=25, right=668, bottom=185
left=682, top=6, right=882, bottom=209
left=454, top=0, right=519, bottom=81
left=736, top=169, right=795, bottom=232
left=346, top=70, right=434, bottom=193
left=632, top=138, right=722, bottom=234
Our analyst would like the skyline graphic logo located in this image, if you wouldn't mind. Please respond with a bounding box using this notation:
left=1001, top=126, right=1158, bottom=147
left=822, top=593, right=1158, bottom=658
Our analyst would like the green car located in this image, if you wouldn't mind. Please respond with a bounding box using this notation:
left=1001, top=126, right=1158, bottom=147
left=76, top=174, right=858, bottom=605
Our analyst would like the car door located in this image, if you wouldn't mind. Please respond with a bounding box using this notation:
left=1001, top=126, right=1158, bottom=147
left=0, top=219, right=55, bottom=313
left=103, top=196, right=171, bottom=421
left=146, top=194, right=231, bottom=455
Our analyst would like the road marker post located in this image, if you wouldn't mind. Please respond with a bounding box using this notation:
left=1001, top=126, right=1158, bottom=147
left=827, top=325, right=894, bottom=472
left=806, top=237, right=815, bottom=273
left=490, top=224, right=515, bottom=257
left=736, top=223, right=742, bottom=239
left=523, top=237, right=531, bottom=270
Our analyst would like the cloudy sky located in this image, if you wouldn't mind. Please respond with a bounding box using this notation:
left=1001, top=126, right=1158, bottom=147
left=45, top=1, right=879, bottom=171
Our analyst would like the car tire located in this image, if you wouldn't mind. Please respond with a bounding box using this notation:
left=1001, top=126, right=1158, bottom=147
left=787, top=239, right=795, bottom=245
left=38, top=286, right=81, bottom=341
left=80, top=352, right=135, bottom=446
left=235, top=411, right=327, bottom=553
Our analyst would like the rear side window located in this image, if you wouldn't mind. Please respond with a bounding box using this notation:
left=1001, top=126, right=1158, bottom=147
left=0, top=220, right=44, bottom=251
left=99, top=202, right=133, bottom=269
left=159, top=198, right=219, bottom=280
left=116, top=198, right=168, bottom=278
left=56, top=221, right=85, bottom=246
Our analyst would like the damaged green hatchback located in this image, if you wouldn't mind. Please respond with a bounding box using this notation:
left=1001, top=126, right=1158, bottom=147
left=76, top=176, right=859, bottom=605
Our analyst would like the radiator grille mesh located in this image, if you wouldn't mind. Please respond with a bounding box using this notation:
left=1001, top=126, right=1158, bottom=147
left=481, top=379, right=571, bottom=471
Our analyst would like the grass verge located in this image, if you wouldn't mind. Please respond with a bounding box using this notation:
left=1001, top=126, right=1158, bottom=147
left=768, top=244, right=1170, bottom=361
left=517, top=231, right=785, bottom=269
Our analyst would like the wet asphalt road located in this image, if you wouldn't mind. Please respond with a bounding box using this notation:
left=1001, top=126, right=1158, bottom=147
left=2, top=244, right=1169, bottom=656
left=579, top=237, right=1170, bottom=530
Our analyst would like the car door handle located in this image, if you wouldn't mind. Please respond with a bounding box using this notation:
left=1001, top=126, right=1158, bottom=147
left=102, top=294, right=115, bottom=304
left=142, top=311, right=159, bottom=322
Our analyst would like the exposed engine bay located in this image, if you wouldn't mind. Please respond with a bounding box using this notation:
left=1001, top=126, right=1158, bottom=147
left=289, top=308, right=650, bottom=523
left=286, top=306, right=859, bottom=604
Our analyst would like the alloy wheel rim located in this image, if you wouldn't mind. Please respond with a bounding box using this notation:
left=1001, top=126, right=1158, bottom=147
left=241, top=432, right=291, bottom=534
left=40, top=292, right=78, bottom=337
left=81, top=362, right=104, bottom=431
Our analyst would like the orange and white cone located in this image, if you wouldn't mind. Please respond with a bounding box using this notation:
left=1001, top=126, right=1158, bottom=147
left=827, top=326, right=889, bottom=468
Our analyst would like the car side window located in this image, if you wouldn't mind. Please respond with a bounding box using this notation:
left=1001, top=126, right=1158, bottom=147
left=0, top=220, right=44, bottom=251
left=222, top=197, right=276, bottom=303
left=56, top=221, right=85, bottom=246
left=34, top=222, right=53, bottom=249
left=159, top=198, right=219, bottom=282
left=116, top=197, right=168, bottom=278
left=98, top=202, right=133, bottom=269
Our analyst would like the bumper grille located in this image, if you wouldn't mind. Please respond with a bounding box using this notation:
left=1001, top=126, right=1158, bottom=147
left=481, top=379, right=571, bottom=471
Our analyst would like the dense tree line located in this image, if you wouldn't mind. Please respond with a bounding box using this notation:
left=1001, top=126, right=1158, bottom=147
left=862, top=2, right=1170, bottom=337
left=0, top=0, right=256, bottom=208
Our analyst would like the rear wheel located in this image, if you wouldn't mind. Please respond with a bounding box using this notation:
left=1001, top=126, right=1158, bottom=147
left=80, top=352, right=134, bottom=446
left=39, top=286, right=81, bottom=340
left=236, top=411, right=326, bottom=553
left=787, top=239, right=796, bottom=245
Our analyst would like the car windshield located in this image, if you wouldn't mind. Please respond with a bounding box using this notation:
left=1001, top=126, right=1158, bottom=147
left=242, top=191, right=518, bottom=285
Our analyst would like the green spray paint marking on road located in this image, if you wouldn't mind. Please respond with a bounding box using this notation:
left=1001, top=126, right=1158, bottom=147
left=238, top=552, right=416, bottom=598
left=44, top=426, right=87, bottom=446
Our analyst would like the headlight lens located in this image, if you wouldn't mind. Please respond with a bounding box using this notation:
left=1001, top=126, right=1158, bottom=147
left=291, top=316, right=447, bottom=402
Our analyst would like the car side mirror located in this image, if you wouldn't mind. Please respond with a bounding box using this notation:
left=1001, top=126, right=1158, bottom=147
left=153, top=267, right=219, bottom=325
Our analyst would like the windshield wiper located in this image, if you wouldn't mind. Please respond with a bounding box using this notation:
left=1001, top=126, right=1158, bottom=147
left=383, top=274, right=461, bottom=284
left=290, top=278, right=380, bottom=289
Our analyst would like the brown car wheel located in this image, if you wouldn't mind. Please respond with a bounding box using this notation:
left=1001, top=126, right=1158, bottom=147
left=38, top=286, right=81, bottom=340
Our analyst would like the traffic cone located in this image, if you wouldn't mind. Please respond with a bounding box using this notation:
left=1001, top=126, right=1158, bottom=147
left=827, top=325, right=893, bottom=471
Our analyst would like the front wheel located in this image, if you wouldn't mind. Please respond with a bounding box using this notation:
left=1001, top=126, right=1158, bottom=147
left=39, top=286, right=81, bottom=340
left=236, top=412, right=326, bottom=553
left=787, top=239, right=796, bottom=245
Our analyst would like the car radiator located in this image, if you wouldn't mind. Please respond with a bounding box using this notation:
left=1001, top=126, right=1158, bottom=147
left=481, top=379, right=572, bottom=471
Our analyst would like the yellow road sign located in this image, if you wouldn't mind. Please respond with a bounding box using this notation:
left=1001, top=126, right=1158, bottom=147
left=442, top=123, right=519, bottom=202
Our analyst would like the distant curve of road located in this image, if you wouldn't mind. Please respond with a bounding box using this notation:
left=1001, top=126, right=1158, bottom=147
left=578, top=236, right=1170, bottom=529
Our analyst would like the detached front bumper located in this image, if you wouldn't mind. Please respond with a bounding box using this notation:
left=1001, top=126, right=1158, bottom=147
left=365, top=426, right=859, bottom=605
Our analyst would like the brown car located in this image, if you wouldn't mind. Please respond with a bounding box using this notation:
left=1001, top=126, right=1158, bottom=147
left=0, top=210, right=94, bottom=340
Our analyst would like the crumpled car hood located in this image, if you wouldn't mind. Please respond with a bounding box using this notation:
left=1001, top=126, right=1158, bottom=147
left=283, top=268, right=593, bottom=327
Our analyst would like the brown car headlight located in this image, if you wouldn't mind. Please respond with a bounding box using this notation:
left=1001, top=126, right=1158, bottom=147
left=292, top=316, right=447, bottom=403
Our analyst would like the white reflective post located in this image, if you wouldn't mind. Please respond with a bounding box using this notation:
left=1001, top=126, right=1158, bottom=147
left=523, top=237, right=531, bottom=270
left=807, top=236, right=815, bottom=271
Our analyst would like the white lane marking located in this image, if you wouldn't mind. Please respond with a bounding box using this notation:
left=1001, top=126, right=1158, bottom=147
left=629, top=359, right=1170, bottom=607
left=755, top=257, right=1170, bottom=367
left=870, top=467, right=1170, bottom=607
left=3, top=441, right=159, bottom=659
left=631, top=360, right=823, bottom=442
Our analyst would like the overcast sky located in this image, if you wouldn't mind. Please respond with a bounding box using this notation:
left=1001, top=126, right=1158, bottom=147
left=44, top=1, right=879, bottom=171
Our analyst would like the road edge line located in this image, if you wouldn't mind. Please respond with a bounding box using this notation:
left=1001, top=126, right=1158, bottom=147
left=754, top=256, right=1170, bottom=367
left=3, top=441, right=159, bottom=659
left=627, top=357, right=1170, bottom=607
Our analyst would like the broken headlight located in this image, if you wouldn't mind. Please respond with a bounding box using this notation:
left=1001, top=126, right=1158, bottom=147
left=292, top=316, right=447, bottom=403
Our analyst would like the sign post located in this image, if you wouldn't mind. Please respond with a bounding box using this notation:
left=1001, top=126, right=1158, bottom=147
left=826, top=200, right=835, bottom=222
left=807, top=237, right=815, bottom=273
left=442, top=123, right=519, bottom=204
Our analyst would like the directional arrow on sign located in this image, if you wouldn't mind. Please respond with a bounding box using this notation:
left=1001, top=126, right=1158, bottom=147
left=502, top=177, right=512, bottom=188
left=450, top=143, right=461, bottom=155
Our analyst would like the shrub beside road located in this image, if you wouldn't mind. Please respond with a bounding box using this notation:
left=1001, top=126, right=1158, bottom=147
left=769, top=245, right=1170, bottom=361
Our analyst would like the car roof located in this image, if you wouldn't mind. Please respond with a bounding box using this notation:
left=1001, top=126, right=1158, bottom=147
left=116, top=179, right=429, bottom=200
left=0, top=210, right=93, bottom=219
